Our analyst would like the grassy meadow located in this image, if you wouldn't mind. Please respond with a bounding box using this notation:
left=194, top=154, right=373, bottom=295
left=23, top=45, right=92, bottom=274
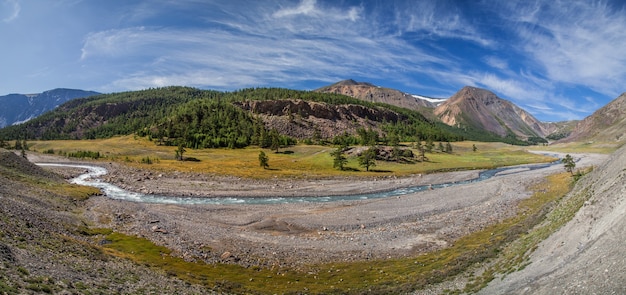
left=28, top=135, right=556, bottom=179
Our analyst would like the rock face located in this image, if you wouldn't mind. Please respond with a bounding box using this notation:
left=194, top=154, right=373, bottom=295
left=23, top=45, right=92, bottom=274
left=234, top=99, right=406, bottom=140
left=434, top=86, right=552, bottom=139
left=315, top=79, right=440, bottom=109
left=480, top=145, right=626, bottom=294
left=559, top=92, right=626, bottom=144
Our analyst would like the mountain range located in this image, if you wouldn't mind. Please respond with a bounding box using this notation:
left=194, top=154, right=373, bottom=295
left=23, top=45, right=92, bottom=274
left=1, top=81, right=625, bottom=147
left=317, top=81, right=560, bottom=142
left=0, top=89, right=99, bottom=128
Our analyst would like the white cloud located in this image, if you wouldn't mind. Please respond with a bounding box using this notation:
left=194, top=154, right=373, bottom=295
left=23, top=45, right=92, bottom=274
left=389, top=1, right=494, bottom=47
left=507, top=0, right=626, bottom=97
left=273, top=0, right=317, bottom=18
left=2, top=0, right=20, bottom=22
left=81, top=1, right=453, bottom=93
left=73, top=0, right=623, bottom=121
left=483, top=56, right=508, bottom=71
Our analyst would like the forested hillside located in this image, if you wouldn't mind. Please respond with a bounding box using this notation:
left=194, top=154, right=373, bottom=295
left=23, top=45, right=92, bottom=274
left=0, top=86, right=518, bottom=149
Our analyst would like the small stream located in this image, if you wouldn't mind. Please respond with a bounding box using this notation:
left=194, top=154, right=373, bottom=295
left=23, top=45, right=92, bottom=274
left=37, top=160, right=559, bottom=205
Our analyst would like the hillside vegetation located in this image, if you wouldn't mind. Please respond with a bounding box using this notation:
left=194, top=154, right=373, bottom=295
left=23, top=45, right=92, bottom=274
left=0, top=86, right=539, bottom=149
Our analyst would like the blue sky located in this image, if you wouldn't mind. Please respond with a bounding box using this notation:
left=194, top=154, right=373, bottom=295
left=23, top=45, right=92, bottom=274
left=2, top=0, right=626, bottom=122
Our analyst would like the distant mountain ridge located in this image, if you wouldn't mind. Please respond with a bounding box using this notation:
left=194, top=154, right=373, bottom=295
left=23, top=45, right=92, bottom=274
left=0, top=87, right=464, bottom=146
left=0, top=88, right=99, bottom=128
left=559, top=92, right=626, bottom=144
left=317, top=80, right=562, bottom=143
left=315, top=79, right=444, bottom=109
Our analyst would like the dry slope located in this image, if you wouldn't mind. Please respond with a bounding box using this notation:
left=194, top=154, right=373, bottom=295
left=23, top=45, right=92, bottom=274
left=0, top=149, right=210, bottom=294
left=559, top=92, right=626, bottom=144
left=479, top=144, right=626, bottom=294
left=434, top=86, right=553, bottom=139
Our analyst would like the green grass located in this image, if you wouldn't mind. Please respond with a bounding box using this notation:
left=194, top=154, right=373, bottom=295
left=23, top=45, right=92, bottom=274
left=79, top=171, right=575, bottom=294
left=29, top=137, right=556, bottom=179
left=43, top=183, right=102, bottom=201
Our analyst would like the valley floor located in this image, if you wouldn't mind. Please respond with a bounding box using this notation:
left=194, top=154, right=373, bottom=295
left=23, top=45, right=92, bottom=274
left=31, top=152, right=606, bottom=274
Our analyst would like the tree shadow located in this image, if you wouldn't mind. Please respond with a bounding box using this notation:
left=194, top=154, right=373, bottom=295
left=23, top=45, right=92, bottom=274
left=183, top=157, right=201, bottom=162
left=370, top=169, right=393, bottom=173
left=275, top=150, right=294, bottom=154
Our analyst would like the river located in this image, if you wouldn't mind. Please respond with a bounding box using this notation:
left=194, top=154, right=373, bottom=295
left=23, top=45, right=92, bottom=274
left=37, top=160, right=559, bottom=205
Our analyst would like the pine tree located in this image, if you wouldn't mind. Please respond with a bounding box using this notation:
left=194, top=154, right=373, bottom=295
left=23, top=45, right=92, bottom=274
left=269, top=128, right=281, bottom=152
left=176, top=144, right=186, bottom=161
left=331, top=147, right=348, bottom=170
left=358, top=146, right=377, bottom=172
left=445, top=142, right=453, bottom=153
left=563, top=154, right=576, bottom=175
left=258, top=151, right=269, bottom=169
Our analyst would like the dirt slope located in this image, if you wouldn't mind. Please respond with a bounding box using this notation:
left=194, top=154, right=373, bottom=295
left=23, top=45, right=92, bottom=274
left=480, top=144, right=626, bottom=294
left=559, top=92, right=626, bottom=145
left=0, top=149, right=211, bottom=294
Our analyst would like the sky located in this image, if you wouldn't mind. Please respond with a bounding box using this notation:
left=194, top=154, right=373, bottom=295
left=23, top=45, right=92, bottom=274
left=2, top=0, right=626, bottom=122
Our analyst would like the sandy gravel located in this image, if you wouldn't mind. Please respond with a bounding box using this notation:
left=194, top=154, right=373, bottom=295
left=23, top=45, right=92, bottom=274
left=32, top=152, right=607, bottom=272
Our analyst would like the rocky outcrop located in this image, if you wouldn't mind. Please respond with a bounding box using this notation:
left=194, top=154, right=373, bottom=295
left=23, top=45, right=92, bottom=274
left=234, top=99, right=406, bottom=139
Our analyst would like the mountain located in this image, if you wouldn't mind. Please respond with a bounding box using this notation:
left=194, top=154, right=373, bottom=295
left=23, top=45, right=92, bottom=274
left=0, top=86, right=463, bottom=146
left=434, top=86, right=552, bottom=141
left=0, top=88, right=99, bottom=128
left=314, top=79, right=445, bottom=109
left=558, top=92, right=626, bottom=144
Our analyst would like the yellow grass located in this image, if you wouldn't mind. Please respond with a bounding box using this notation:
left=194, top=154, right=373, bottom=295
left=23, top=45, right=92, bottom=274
left=530, top=141, right=621, bottom=154
left=28, top=136, right=556, bottom=179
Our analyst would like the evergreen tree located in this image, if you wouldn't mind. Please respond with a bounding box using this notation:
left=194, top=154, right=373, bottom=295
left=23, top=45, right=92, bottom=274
left=258, top=151, right=269, bottom=169
left=425, top=139, right=434, bottom=153
left=176, top=144, right=186, bottom=161
left=269, top=128, right=281, bottom=152
left=388, top=132, right=399, bottom=147
left=415, top=141, right=427, bottom=162
left=331, top=147, right=348, bottom=170
left=445, top=142, right=453, bottom=153
left=358, top=146, right=377, bottom=172
left=563, top=154, right=576, bottom=175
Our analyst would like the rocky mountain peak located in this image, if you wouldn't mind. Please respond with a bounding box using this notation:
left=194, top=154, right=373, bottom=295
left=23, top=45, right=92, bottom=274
left=315, top=80, right=439, bottom=109
left=435, top=86, right=551, bottom=139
